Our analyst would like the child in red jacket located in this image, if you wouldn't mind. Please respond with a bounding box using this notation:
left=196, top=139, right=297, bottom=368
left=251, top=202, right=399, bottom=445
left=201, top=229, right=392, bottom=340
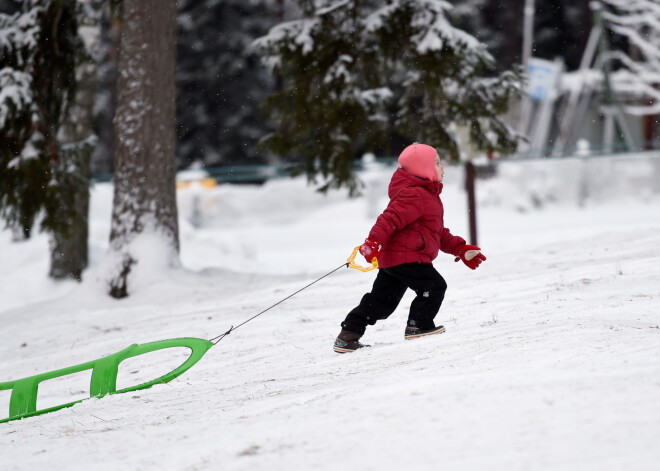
left=334, top=143, right=486, bottom=353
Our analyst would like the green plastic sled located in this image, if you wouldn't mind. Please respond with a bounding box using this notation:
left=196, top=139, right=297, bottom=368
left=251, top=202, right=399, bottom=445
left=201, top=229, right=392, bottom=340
left=0, top=337, right=213, bottom=424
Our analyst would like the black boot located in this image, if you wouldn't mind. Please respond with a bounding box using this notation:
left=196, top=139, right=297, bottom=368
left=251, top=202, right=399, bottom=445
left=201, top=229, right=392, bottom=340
left=333, top=330, right=370, bottom=353
left=404, top=321, right=446, bottom=340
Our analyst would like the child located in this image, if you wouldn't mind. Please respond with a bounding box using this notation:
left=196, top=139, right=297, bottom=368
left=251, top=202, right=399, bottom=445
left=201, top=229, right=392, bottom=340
left=334, top=143, right=486, bottom=353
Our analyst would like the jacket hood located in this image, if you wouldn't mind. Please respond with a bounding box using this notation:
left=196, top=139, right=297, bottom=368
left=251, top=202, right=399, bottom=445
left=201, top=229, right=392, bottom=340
left=388, top=167, right=442, bottom=199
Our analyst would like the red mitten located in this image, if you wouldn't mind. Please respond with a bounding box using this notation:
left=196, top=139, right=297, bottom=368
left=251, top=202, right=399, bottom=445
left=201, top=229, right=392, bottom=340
left=453, top=244, right=486, bottom=270
left=359, top=238, right=382, bottom=264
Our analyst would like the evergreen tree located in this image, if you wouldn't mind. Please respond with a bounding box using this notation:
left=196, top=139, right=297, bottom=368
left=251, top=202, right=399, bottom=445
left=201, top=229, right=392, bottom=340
left=89, top=0, right=122, bottom=176
left=450, top=0, right=592, bottom=73
left=49, top=1, right=102, bottom=280
left=107, top=0, right=179, bottom=298
left=0, top=1, right=18, bottom=15
left=450, top=0, right=522, bottom=69
left=601, top=0, right=660, bottom=116
left=532, top=0, right=592, bottom=71
left=176, top=0, right=281, bottom=167
left=254, top=0, right=522, bottom=195
left=0, top=0, right=93, bottom=280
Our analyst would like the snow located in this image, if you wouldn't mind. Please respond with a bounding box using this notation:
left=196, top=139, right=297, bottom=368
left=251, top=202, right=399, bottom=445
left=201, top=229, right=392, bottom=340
left=600, top=0, right=660, bottom=115
left=412, top=0, right=481, bottom=54
left=363, top=0, right=483, bottom=55
left=1, top=154, right=660, bottom=470
left=253, top=19, right=318, bottom=57
left=0, top=9, right=41, bottom=59
left=316, top=0, right=351, bottom=17
left=0, top=68, right=32, bottom=129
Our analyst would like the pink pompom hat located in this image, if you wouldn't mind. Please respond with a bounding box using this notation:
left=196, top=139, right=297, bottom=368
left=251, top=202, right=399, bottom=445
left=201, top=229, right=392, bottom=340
left=398, top=142, right=439, bottom=181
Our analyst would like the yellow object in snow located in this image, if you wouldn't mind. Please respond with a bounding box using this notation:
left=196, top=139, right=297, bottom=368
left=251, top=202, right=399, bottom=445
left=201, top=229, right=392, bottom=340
left=176, top=178, right=217, bottom=190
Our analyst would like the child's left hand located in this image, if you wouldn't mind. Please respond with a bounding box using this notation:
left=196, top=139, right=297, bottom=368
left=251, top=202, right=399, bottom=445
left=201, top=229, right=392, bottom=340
left=453, top=244, right=486, bottom=270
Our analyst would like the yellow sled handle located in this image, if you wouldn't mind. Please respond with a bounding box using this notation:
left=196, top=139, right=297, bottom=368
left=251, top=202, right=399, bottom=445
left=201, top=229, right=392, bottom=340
left=347, top=246, right=379, bottom=272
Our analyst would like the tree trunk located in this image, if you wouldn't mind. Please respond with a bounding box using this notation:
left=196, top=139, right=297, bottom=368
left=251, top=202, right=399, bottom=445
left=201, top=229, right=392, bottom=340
left=108, top=0, right=179, bottom=298
left=48, top=160, right=91, bottom=280
left=91, top=2, right=122, bottom=176
left=48, top=159, right=90, bottom=280
left=48, top=1, right=93, bottom=281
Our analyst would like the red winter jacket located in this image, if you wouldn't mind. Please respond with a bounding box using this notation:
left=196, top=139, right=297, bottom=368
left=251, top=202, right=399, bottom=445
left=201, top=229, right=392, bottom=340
left=368, top=168, right=465, bottom=268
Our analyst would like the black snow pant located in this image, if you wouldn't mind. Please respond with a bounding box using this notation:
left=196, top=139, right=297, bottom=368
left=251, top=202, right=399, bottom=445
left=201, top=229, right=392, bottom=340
left=341, top=262, right=448, bottom=336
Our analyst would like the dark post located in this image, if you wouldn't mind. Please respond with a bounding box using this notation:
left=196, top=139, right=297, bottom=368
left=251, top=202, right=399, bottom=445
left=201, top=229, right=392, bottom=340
left=465, top=161, right=478, bottom=246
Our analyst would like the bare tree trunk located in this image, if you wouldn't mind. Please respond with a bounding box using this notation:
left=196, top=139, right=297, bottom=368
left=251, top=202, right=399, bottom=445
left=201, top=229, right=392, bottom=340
left=108, top=0, right=179, bottom=298
left=49, top=0, right=94, bottom=281
left=49, top=56, right=95, bottom=280
left=91, top=2, right=122, bottom=176
left=49, top=162, right=90, bottom=280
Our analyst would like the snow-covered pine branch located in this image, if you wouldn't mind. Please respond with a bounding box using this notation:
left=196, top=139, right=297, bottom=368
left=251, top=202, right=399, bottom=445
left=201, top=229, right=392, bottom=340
left=602, top=0, right=660, bottom=16
left=1, top=0, right=95, bottom=280
left=0, top=7, right=42, bottom=65
left=602, top=0, right=660, bottom=115
left=0, top=68, right=32, bottom=130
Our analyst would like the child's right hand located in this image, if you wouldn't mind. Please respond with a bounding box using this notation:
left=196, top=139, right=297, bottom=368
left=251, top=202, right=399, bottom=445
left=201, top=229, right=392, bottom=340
left=359, top=238, right=382, bottom=264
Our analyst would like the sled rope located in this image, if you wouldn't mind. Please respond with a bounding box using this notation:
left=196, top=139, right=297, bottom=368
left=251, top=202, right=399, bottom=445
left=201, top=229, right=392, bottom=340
left=1, top=257, right=365, bottom=423
left=209, top=263, right=349, bottom=344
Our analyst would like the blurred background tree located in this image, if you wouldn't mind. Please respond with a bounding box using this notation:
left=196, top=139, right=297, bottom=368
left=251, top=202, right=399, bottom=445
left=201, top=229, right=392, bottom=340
left=91, top=0, right=283, bottom=173
left=175, top=0, right=282, bottom=167
left=600, top=0, right=660, bottom=116
left=253, top=0, right=523, bottom=194
left=0, top=0, right=95, bottom=280
left=450, top=0, right=592, bottom=72
left=82, top=0, right=596, bottom=177
left=89, top=0, right=121, bottom=176
left=1, top=0, right=616, bottom=284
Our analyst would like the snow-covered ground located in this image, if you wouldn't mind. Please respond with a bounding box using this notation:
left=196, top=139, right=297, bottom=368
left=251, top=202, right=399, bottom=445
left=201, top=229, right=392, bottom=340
left=1, top=154, right=659, bottom=470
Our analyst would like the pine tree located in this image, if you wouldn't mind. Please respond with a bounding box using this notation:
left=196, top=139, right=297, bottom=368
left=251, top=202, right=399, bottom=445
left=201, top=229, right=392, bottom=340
left=107, top=0, right=179, bottom=298
left=254, top=0, right=522, bottom=195
left=532, top=0, right=592, bottom=71
left=0, top=0, right=92, bottom=280
left=449, top=0, right=593, bottom=73
left=450, top=0, right=523, bottom=69
left=90, top=0, right=122, bottom=176
left=49, top=1, right=102, bottom=280
left=176, top=0, right=281, bottom=167
left=601, top=0, right=660, bottom=115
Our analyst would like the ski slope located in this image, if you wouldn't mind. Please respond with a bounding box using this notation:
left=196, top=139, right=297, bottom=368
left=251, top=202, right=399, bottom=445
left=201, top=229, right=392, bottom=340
left=1, top=156, right=659, bottom=470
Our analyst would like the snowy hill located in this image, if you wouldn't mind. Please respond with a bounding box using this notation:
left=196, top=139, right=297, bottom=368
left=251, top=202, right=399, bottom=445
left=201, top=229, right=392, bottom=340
left=1, top=154, right=659, bottom=470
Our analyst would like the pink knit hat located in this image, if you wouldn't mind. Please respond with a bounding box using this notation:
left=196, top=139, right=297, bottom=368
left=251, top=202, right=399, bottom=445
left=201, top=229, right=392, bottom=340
left=398, top=143, right=438, bottom=181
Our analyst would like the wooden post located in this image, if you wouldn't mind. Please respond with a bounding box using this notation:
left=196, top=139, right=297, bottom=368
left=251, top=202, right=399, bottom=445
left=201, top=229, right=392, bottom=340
left=465, top=161, right=478, bottom=246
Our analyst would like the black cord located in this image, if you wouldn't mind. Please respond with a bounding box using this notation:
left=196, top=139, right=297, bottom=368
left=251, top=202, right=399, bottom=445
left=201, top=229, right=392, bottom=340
left=209, top=263, right=349, bottom=345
